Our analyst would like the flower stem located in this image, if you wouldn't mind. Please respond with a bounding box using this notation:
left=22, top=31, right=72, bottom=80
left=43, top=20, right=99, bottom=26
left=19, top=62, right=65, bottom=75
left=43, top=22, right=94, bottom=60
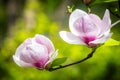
left=48, top=48, right=97, bottom=71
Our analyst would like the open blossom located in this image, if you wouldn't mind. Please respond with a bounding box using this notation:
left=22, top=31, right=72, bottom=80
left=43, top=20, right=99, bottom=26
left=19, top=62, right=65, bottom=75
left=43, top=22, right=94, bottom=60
left=59, top=9, right=112, bottom=47
left=13, top=34, right=58, bottom=69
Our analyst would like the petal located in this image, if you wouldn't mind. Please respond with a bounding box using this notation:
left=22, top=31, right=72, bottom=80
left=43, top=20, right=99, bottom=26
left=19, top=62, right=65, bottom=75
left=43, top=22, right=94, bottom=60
left=89, top=14, right=102, bottom=29
left=44, top=50, right=58, bottom=67
left=103, top=9, right=111, bottom=25
left=13, top=55, right=33, bottom=67
left=59, top=31, right=85, bottom=44
left=29, top=43, right=49, bottom=62
left=19, top=49, right=36, bottom=63
left=90, top=33, right=112, bottom=44
left=69, top=9, right=87, bottom=36
left=34, top=34, right=55, bottom=54
left=81, top=15, right=100, bottom=36
left=15, top=38, right=32, bottom=57
left=20, top=43, right=49, bottom=63
left=50, top=50, right=58, bottom=62
left=98, top=29, right=110, bottom=38
left=101, top=9, right=111, bottom=33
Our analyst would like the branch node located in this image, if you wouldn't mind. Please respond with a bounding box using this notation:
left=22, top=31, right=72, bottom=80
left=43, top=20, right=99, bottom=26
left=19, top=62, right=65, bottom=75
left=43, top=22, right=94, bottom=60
left=48, top=48, right=97, bottom=72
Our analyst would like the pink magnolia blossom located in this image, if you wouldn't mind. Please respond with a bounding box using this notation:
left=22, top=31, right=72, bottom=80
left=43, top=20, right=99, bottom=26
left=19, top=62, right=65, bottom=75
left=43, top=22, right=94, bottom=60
left=13, top=34, right=58, bottom=69
left=59, top=9, right=112, bottom=47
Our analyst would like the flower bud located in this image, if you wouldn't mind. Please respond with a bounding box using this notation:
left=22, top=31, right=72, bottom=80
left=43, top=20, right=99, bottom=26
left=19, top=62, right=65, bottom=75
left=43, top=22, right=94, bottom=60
left=82, top=0, right=93, bottom=4
left=13, top=34, right=58, bottom=69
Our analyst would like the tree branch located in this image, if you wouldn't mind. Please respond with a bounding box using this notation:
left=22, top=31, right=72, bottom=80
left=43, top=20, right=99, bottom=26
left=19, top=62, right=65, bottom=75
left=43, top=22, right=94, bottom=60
left=111, top=20, right=120, bottom=27
left=48, top=48, right=97, bottom=71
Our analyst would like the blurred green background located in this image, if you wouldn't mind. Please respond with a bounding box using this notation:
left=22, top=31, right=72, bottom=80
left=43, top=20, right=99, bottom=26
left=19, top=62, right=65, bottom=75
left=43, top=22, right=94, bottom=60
left=0, top=0, right=120, bottom=80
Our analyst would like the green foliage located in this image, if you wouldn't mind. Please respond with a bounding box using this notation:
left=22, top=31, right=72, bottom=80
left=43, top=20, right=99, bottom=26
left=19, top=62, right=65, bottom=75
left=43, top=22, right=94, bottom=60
left=93, top=0, right=118, bottom=4
left=41, top=0, right=62, bottom=12
left=103, top=38, right=120, bottom=46
left=51, top=57, right=67, bottom=67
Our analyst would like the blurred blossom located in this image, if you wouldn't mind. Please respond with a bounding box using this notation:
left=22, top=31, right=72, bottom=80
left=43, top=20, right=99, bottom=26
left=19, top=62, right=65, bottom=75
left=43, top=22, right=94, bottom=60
left=13, top=34, right=58, bottom=69
left=82, top=0, right=93, bottom=4
left=59, top=9, right=112, bottom=48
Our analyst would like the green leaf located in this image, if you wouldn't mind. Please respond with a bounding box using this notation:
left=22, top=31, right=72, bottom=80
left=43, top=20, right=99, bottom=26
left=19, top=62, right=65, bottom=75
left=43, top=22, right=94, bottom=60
left=92, top=0, right=118, bottom=4
left=51, top=57, right=67, bottom=67
left=103, top=38, right=120, bottom=46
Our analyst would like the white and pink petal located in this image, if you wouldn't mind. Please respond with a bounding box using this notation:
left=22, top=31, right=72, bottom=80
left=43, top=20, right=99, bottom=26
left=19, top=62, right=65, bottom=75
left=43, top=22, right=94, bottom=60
left=15, top=38, right=32, bottom=57
left=59, top=31, right=85, bottom=45
left=34, top=34, right=55, bottom=54
left=81, top=16, right=101, bottom=36
left=13, top=55, right=34, bottom=67
left=69, top=9, right=87, bottom=36
left=101, top=9, right=111, bottom=33
left=89, top=33, right=112, bottom=44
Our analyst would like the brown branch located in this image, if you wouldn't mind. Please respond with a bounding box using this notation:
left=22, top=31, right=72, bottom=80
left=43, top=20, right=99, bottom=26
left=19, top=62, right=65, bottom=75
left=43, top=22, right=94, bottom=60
left=48, top=48, right=97, bottom=71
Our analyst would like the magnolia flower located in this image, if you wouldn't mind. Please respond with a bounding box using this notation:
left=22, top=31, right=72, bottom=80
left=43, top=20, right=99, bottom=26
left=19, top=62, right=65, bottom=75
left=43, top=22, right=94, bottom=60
left=59, top=9, right=112, bottom=47
left=13, top=34, right=58, bottom=69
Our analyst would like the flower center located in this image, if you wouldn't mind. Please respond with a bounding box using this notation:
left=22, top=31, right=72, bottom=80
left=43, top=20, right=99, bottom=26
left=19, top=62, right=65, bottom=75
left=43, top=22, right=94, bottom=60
left=83, top=36, right=96, bottom=45
left=34, top=62, right=43, bottom=68
left=33, top=57, right=49, bottom=69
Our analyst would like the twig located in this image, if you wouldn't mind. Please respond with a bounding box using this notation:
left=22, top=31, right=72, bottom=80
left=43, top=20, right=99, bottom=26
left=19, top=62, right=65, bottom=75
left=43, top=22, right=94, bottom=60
left=111, top=20, right=120, bottom=27
left=48, top=48, right=97, bottom=71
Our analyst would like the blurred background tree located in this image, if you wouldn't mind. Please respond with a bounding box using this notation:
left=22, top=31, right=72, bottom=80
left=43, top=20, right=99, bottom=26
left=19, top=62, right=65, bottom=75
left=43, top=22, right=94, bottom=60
left=0, top=0, right=120, bottom=80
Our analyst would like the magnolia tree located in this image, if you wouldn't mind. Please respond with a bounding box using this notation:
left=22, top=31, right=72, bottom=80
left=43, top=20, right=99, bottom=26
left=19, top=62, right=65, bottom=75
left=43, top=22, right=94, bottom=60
left=13, top=0, right=120, bottom=71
